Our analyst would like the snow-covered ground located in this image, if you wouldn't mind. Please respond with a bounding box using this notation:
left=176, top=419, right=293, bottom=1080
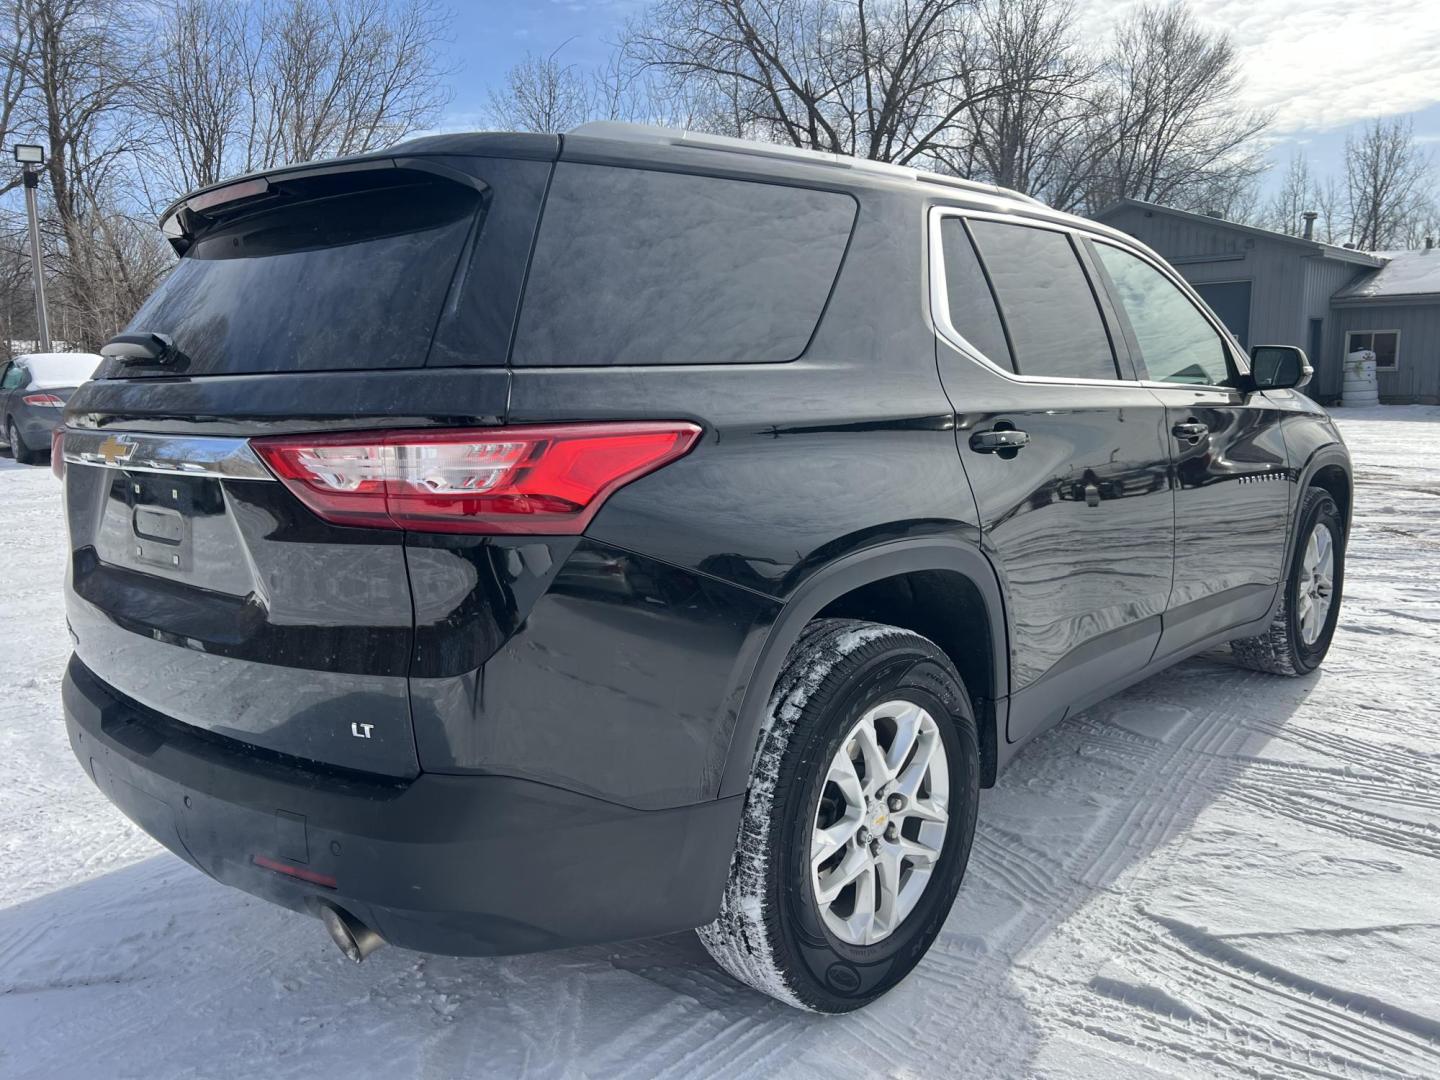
left=3, top=407, right=1439, bottom=1079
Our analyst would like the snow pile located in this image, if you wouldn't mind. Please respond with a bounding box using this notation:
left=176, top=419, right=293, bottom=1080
left=3, top=409, right=1440, bottom=1077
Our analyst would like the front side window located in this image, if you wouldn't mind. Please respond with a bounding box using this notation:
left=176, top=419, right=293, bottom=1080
left=966, top=220, right=1118, bottom=380
left=1345, top=330, right=1399, bottom=370
left=1093, top=242, right=1231, bottom=387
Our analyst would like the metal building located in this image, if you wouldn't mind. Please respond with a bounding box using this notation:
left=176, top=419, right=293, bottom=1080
left=1095, top=199, right=1440, bottom=404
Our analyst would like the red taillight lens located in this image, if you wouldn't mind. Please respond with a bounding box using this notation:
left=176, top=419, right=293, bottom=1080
left=23, top=393, right=65, bottom=407
left=51, top=428, right=65, bottom=480
left=251, top=423, right=702, bottom=534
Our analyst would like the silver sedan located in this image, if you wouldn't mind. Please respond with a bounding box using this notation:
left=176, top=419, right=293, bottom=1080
left=0, top=352, right=101, bottom=465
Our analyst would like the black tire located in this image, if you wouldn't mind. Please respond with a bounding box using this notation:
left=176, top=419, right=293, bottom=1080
left=7, top=418, right=38, bottom=465
left=698, top=618, right=980, bottom=1012
left=1230, top=487, right=1344, bottom=675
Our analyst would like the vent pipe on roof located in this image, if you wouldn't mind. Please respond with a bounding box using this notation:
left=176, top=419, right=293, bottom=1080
left=1343, top=242, right=1356, bottom=249
left=1302, top=211, right=1317, bottom=240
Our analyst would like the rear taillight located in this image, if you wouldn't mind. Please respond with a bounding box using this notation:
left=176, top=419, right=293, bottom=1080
left=51, top=428, right=65, bottom=480
left=23, top=394, right=65, bottom=407
left=251, top=423, right=702, bottom=535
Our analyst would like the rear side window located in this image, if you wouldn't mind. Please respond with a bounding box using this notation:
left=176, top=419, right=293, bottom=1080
left=125, top=172, right=483, bottom=375
left=1093, top=242, right=1231, bottom=386
left=966, top=220, right=1117, bottom=380
left=938, top=218, right=1013, bottom=371
left=513, top=164, right=856, bottom=366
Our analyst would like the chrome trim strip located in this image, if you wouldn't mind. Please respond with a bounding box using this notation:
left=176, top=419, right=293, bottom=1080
left=927, top=205, right=1249, bottom=392
left=62, top=429, right=275, bottom=480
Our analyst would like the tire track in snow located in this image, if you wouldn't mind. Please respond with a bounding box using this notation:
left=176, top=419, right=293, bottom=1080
left=1228, top=788, right=1440, bottom=861
left=994, top=631, right=1440, bottom=1079
left=1030, top=905, right=1439, bottom=1080
left=1146, top=912, right=1440, bottom=1075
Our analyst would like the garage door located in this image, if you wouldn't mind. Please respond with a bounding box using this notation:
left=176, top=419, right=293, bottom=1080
left=1193, top=281, right=1252, bottom=349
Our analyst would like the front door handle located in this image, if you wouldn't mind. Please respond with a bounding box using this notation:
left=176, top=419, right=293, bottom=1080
left=969, top=428, right=1030, bottom=454
left=1171, top=421, right=1208, bottom=442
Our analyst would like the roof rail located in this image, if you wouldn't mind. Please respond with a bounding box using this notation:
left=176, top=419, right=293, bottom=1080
left=565, top=121, right=1045, bottom=207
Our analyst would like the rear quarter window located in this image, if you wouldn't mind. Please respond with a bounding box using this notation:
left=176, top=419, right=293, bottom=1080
left=512, top=164, right=857, bottom=366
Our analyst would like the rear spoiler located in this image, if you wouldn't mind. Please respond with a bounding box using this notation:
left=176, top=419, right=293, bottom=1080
left=159, top=159, right=402, bottom=254
left=157, top=133, right=561, bottom=255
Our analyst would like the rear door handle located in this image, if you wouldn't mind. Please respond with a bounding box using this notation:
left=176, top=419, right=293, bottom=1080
left=1171, top=422, right=1208, bottom=442
left=969, top=428, right=1030, bottom=453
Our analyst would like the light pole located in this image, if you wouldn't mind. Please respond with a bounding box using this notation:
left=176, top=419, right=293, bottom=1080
left=14, top=144, right=51, bottom=352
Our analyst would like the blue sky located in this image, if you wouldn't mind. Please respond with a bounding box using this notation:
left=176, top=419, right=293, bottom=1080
left=437, top=0, right=639, bottom=127
left=437, top=0, right=1440, bottom=196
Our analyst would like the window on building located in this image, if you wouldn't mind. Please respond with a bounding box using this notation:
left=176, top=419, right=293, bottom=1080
left=1092, top=242, right=1231, bottom=386
left=1345, top=330, right=1399, bottom=371
left=966, top=220, right=1118, bottom=380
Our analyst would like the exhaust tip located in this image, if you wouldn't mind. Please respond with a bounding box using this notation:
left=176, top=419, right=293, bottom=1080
left=318, top=902, right=386, bottom=963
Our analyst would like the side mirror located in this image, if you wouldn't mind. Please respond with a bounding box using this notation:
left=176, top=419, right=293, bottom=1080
left=1249, top=345, right=1312, bottom=391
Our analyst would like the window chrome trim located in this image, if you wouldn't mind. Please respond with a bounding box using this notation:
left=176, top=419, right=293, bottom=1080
left=62, top=429, right=275, bottom=481
left=927, top=205, right=1248, bottom=393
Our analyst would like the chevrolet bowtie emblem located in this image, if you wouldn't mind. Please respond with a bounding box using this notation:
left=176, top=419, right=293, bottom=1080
left=96, top=434, right=136, bottom=465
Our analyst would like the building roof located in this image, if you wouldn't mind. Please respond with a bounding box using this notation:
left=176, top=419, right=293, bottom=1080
left=1095, top=198, right=1386, bottom=268
left=1332, top=247, right=1440, bottom=305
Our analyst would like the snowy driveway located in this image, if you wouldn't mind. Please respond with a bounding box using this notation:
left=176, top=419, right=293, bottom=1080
left=3, top=408, right=1439, bottom=1079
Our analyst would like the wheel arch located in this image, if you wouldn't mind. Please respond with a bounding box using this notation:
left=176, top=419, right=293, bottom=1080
left=1291, top=443, right=1352, bottom=561
left=1257, top=442, right=1351, bottom=628
left=1306, top=458, right=1352, bottom=537
left=718, top=540, right=1009, bottom=798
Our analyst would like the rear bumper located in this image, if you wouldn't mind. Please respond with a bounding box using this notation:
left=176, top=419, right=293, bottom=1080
left=15, top=406, right=59, bottom=448
left=63, top=656, right=741, bottom=956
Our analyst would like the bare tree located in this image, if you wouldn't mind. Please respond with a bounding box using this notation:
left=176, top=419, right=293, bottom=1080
left=1344, top=116, right=1432, bottom=250
left=622, top=0, right=1013, bottom=165
left=1084, top=2, right=1270, bottom=214
left=1261, top=152, right=1321, bottom=236
left=140, top=0, right=453, bottom=191
left=12, top=0, right=156, bottom=346
left=489, top=47, right=597, bottom=133
left=142, top=0, right=251, bottom=194
left=1306, top=174, right=1342, bottom=245
left=245, top=0, right=453, bottom=171
left=0, top=1, right=36, bottom=199
left=1402, top=197, right=1440, bottom=250
left=955, top=0, right=1101, bottom=209
left=20, top=0, right=141, bottom=241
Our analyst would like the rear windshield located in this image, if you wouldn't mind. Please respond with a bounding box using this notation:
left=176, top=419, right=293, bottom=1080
left=123, top=172, right=481, bottom=376
left=513, top=164, right=856, bottom=366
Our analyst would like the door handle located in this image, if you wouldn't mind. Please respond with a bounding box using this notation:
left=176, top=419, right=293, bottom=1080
left=1171, top=421, right=1208, bottom=442
left=969, top=428, right=1030, bottom=454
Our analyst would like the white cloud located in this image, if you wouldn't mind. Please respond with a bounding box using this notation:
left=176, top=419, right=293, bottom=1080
left=1075, top=0, right=1440, bottom=135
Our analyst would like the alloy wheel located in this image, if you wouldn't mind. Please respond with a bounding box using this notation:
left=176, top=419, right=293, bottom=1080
left=1297, top=521, right=1335, bottom=645
left=810, top=699, right=950, bottom=946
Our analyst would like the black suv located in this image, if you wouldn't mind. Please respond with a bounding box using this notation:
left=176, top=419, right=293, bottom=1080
left=59, top=122, right=1350, bottom=1013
